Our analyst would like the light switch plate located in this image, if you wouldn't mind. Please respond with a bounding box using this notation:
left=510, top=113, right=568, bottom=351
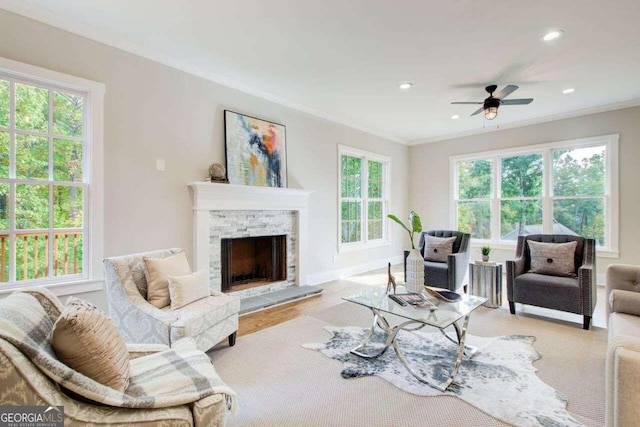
left=156, top=159, right=165, bottom=171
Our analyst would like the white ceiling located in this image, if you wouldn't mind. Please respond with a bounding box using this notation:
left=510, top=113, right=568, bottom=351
left=3, top=0, right=640, bottom=144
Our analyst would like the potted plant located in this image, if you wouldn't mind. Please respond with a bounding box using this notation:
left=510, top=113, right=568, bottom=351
left=481, top=246, right=491, bottom=262
left=388, top=211, right=424, bottom=292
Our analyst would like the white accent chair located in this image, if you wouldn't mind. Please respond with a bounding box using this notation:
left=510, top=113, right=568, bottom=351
left=104, top=248, right=240, bottom=351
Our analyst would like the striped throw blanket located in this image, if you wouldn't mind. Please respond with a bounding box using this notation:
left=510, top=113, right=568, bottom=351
left=0, top=290, right=236, bottom=410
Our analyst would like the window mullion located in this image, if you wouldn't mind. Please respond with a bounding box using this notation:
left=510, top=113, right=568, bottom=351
left=48, top=88, right=55, bottom=279
left=8, top=183, right=15, bottom=283
left=361, top=157, right=368, bottom=244
left=542, top=149, right=552, bottom=234
left=7, top=81, right=15, bottom=283
left=9, top=81, right=15, bottom=180
left=492, top=156, right=500, bottom=241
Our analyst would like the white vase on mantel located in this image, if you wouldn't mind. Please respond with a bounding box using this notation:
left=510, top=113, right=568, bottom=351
left=405, top=248, right=425, bottom=294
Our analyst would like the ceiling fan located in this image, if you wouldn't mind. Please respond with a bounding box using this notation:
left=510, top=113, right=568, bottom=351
left=451, top=85, right=533, bottom=120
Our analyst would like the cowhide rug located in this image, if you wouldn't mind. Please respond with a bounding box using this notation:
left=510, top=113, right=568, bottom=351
left=303, top=326, right=582, bottom=427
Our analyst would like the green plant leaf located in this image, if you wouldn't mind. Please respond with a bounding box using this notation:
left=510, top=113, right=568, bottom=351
left=387, top=214, right=411, bottom=233
left=409, top=211, right=422, bottom=233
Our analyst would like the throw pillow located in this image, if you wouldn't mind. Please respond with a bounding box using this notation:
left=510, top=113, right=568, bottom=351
left=52, top=297, right=130, bottom=392
left=168, top=269, right=211, bottom=310
left=423, top=235, right=456, bottom=263
left=527, top=240, right=577, bottom=277
left=144, top=250, right=192, bottom=308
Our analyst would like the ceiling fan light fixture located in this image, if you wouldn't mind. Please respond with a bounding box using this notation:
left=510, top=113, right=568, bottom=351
left=542, top=30, right=564, bottom=42
left=398, top=82, right=413, bottom=90
left=484, top=106, right=498, bottom=120
left=451, top=115, right=460, bottom=120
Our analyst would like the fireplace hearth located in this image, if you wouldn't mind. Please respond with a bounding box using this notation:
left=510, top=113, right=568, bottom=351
left=221, top=235, right=287, bottom=293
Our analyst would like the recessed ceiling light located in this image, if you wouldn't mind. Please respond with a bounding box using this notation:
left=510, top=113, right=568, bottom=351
left=562, top=88, right=575, bottom=94
left=451, top=115, right=460, bottom=120
left=399, top=82, right=413, bottom=90
left=542, top=30, right=564, bottom=42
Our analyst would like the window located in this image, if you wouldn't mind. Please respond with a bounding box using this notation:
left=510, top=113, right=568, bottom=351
left=452, top=135, right=619, bottom=255
left=0, top=57, right=104, bottom=292
left=338, top=145, right=390, bottom=251
left=500, top=153, right=543, bottom=240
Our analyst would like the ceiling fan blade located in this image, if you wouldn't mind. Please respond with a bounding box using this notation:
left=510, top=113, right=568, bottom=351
left=471, top=106, right=485, bottom=116
left=451, top=101, right=483, bottom=104
left=500, top=98, right=533, bottom=105
left=493, top=85, right=519, bottom=99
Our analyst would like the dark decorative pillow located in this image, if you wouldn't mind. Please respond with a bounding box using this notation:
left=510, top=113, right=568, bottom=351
left=424, top=235, right=456, bottom=263
left=527, top=240, right=577, bottom=277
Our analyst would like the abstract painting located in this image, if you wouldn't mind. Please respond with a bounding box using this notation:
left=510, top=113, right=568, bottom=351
left=224, top=110, right=287, bottom=187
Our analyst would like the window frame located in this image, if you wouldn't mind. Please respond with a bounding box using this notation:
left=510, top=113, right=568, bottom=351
left=450, top=134, right=619, bottom=257
left=0, top=56, right=104, bottom=295
left=337, top=144, right=391, bottom=252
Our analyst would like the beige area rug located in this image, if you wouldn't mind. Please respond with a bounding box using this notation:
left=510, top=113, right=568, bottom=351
left=210, top=302, right=606, bottom=427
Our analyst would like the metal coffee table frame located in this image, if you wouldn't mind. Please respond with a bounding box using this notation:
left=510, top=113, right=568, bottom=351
left=345, top=291, right=486, bottom=392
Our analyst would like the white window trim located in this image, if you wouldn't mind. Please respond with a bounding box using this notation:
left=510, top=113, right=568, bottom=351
left=450, top=134, right=619, bottom=258
left=337, top=144, right=391, bottom=252
left=0, top=56, right=105, bottom=295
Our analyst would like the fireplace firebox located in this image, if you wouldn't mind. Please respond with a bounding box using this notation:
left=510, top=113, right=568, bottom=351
left=221, top=235, right=287, bottom=292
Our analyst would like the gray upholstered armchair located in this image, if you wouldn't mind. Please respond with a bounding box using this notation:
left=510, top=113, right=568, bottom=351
left=418, top=230, right=471, bottom=292
left=506, top=234, right=596, bottom=330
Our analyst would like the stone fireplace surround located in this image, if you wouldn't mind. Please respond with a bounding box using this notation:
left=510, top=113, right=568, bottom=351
left=188, top=182, right=313, bottom=296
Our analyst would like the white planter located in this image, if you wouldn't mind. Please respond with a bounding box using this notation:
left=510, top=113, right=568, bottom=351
left=405, top=248, right=425, bottom=294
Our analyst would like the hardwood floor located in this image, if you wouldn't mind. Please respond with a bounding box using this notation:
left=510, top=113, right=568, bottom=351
left=238, top=267, right=395, bottom=337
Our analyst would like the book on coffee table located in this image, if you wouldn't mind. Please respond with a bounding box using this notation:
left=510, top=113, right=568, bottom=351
left=389, top=293, right=436, bottom=309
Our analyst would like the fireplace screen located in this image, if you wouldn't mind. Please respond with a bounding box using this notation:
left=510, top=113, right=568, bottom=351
left=221, top=235, right=287, bottom=292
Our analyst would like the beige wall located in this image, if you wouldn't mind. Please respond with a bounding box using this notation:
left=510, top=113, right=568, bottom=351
left=0, top=10, right=409, bottom=309
left=409, top=106, right=640, bottom=279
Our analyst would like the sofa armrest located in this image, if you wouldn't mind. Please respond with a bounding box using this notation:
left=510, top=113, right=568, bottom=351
left=127, top=343, right=171, bottom=359
left=104, top=260, right=178, bottom=346
left=22, top=287, right=64, bottom=322
left=578, top=263, right=597, bottom=315
left=505, top=257, right=525, bottom=301
left=191, top=394, right=228, bottom=427
left=610, top=289, right=640, bottom=317
left=606, top=335, right=640, bottom=427
left=508, top=257, right=525, bottom=276
left=448, top=252, right=468, bottom=291
left=606, top=264, right=640, bottom=320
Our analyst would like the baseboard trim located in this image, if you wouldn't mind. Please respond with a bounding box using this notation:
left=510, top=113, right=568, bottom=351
left=306, top=255, right=404, bottom=286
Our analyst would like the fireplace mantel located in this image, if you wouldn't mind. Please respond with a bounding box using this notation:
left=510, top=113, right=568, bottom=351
left=188, top=182, right=314, bottom=288
left=189, top=182, right=313, bottom=211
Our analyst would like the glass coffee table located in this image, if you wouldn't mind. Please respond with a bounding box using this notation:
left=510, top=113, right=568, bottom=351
left=343, top=288, right=487, bottom=391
